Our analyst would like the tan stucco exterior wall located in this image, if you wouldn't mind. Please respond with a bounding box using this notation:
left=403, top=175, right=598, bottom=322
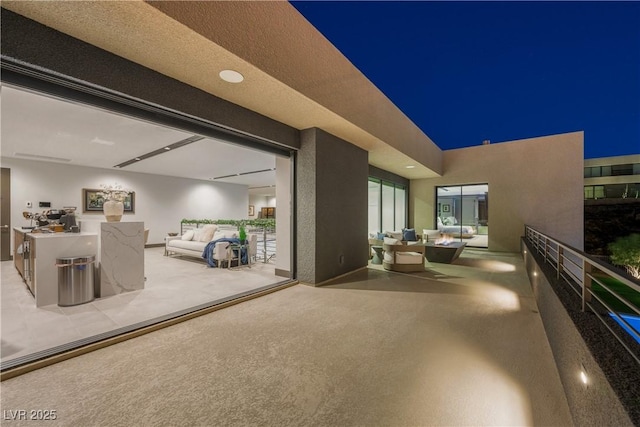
left=410, top=132, right=585, bottom=252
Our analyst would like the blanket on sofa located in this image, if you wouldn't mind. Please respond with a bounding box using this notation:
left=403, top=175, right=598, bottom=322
left=203, top=237, right=248, bottom=268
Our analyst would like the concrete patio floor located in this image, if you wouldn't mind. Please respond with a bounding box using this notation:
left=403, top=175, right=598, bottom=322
left=0, top=249, right=573, bottom=426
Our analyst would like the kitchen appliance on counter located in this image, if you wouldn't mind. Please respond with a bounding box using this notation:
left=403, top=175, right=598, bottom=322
left=22, top=208, right=77, bottom=232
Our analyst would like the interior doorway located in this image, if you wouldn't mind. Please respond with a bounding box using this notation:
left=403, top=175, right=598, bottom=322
left=1, top=167, right=11, bottom=260
left=436, top=184, right=488, bottom=248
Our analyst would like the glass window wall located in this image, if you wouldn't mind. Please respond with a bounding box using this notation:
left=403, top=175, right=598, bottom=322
left=394, top=187, right=406, bottom=231
left=381, top=183, right=395, bottom=232
left=368, top=180, right=381, bottom=234
left=368, top=179, right=407, bottom=233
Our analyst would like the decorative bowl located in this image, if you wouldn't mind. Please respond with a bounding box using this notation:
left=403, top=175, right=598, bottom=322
left=168, top=232, right=178, bottom=237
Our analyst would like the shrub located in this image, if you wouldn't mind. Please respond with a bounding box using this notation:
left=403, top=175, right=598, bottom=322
left=180, top=218, right=276, bottom=229
left=608, top=234, right=640, bottom=279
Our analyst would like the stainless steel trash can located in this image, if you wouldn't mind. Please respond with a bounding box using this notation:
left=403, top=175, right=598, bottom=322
left=56, top=256, right=96, bottom=306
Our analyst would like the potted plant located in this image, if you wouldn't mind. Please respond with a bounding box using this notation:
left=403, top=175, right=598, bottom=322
left=238, top=222, right=247, bottom=244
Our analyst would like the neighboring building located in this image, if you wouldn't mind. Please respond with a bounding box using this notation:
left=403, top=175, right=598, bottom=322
left=584, top=155, right=640, bottom=255
left=584, top=155, right=640, bottom=200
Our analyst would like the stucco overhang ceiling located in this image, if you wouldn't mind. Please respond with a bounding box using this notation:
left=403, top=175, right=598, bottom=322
left=2, top=0, right=443, bottom=179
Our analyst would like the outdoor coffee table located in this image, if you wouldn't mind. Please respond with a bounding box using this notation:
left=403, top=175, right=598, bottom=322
left=424, top=242, right=466, bottom=264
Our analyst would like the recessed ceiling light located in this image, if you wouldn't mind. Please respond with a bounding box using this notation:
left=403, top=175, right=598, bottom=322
left=406, top=165, right=416, bottom=169
left=134, top=157, right=141, bottom=161
left=164, top=147, right=171, bottom=150
left=219, top=69, right=244, bottom=83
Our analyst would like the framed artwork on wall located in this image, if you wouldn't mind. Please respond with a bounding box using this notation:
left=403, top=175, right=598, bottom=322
left=249, top=205, right=255, bottom=216
left=83, top=188, right=135, bottom=213
left=442, top=204, right=450, bottom=213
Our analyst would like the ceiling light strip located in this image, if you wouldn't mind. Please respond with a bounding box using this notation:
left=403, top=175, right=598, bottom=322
left=14, top=152, right=72, bottom=162
left=238, top=168, right=275, bottom=176
left=212, top=168, right=276, bottom=180
left=114, top=135, right=204, bottom=168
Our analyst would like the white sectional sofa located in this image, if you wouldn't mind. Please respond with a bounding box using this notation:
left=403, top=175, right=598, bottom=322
left=165, top=224, right=238, bottom=261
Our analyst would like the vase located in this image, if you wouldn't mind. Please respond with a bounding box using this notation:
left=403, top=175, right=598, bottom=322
left=103, top=200, right=124, bottom=222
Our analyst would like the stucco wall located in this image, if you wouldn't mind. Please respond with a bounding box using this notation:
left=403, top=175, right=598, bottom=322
left=297, top=128, right=368, bottom=284
left=411, top=132, right=584, bottom=252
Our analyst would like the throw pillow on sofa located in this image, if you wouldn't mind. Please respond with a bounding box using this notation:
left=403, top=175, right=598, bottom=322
left=402, top=228, right=418, bottom=242
left=211, top=229, right=238, bottom=241
left=197, top=225, right=217, bottom=242
left=181, top=230, right=195, bottom=241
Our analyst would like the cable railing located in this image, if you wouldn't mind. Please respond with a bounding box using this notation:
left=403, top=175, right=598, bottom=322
left=525, top=226, right=640, bottom=364
left=247, top=226, right=276, bottom=264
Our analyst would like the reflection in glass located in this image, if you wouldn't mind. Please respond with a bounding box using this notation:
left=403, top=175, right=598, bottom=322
left=436, top=184, right=488, bottom=248
left=368, top=179, right=407, bottom=233
left=382, top=183, right=395, bottom=233
left=395, top=187, right=406, bottom=230
left=368, top=180, right=380, bottom=234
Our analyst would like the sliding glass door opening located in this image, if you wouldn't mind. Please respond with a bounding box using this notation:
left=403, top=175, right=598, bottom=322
left=436, top=184, right=488, bottom=248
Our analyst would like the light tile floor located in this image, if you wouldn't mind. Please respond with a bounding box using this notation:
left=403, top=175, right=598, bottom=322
left=1, top=247, right=279, bottom=364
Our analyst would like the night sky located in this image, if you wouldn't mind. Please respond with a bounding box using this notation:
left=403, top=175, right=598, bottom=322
left=292, top=1, right=640, bottom=159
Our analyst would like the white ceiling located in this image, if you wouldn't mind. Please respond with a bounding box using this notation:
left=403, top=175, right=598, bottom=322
left=0, top=85, right=277, bottom=196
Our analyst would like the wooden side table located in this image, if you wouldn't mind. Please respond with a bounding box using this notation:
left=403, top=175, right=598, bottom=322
left=228, top=243, right=251, bottom=269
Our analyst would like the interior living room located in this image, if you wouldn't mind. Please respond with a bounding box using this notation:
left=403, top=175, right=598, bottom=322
left=0, top=84, right=293, bottom=368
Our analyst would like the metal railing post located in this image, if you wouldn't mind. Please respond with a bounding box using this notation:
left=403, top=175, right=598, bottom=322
left=557, top=246, right=564, bottom=279
left=582, top=260, right=593, bottom=312
left=263, top=227, right=267, bottom=263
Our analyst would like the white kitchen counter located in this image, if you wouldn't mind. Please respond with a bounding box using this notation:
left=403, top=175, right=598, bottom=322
left=14, top=228, right=98, bottom=307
